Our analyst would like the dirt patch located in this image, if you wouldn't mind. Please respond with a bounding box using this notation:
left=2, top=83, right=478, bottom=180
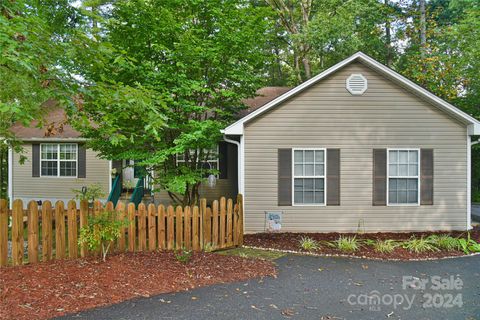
left=244, top=228, right=480, bottom=260
left=0, top=251, right=276, bottom=320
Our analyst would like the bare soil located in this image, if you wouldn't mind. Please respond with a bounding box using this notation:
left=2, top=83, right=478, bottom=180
left=244, top=228, right=480, bottom=260
left=0, top=251, right=276, bottom=320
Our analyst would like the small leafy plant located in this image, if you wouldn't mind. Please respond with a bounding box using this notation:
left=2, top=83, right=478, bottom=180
left=175, top=247, right=193, bottom=264
left=427, top=235, right=460, bottom=251
left=371, top=239, right=398, bottom=253
left=73, top=183, right=105, bottom=204
left=457, top=233, right=480, bottom=254
left=299, top=236, right=319, bottom=251
left=402, top=236, right=438, bottom=253
left=335, top=236, right=359, bottom=252
left=78, top=210, right=126, bottom=262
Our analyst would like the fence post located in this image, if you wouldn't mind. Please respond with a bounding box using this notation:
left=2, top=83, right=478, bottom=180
left=148, top=204, right=156, bottom=251
left=219, top=197, right=226, bottom=249
left=237, top=194, right=244, bottom=245
left=55, top=201, right=66, bottom=259
left=116, top=202, right=126, bottom=252
left=175, top=206, right=183, bottom=250
left=157, top=205, right=166, bottom=250
left=167, top=206, right=174, bottom=250
left=27, top=201, right=39, bottom=263
left=0, top=199, right=8, bottom=266
left=79, top=200, right=89, bottom=257
left=42, top=201, right=53, bottom=261
left=200, top=199, right=207, bottom=250
left=128, top=203, right=136, bottom=252
left=67, top=200, right=78, bottom=259
left=12, top=199, right=24, bottom=266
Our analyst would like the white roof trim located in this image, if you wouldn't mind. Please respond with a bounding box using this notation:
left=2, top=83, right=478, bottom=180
left=223, top=51, right=480, bottom=135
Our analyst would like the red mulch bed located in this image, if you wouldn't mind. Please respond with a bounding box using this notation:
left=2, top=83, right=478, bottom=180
left=244, top=227, right=480, bottom=260
left=0, top=251, right=276, bottom=320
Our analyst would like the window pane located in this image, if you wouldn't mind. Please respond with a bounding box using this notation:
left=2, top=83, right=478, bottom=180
left=294, top=191, right=303, bottom=204
left=408, top=164, right=418, bottom=176
left=304, top=191, right=314, bottom=204
left=304, top=178, right=314, bottom=191
left=399, top=151, right=408, bottom=164
left=294, top=164, right=303, bottom=176
left=304, top=164, right=314, bottom=176
left=398, top=164, right=408, bottom=176
left=389, top=178, right=418, bottom=204
left=41, top=161, right=57, bottom=176
left=60, top=161, right=76, bottom=177
left=407, top=178, right=418, bottom=190
left=294, top=178, right=304, bottom=204
left=407, top=191, right=418, bottom=203
left=304, top=151, right=314, bottom=163
left=389, top=150, right=398, bottom=163
left=41, top=144, right=58, bottom=160
left=398, top=190, right=407, bottom=203
left=315, top=164, right=324, bottom=176
left=294, top=178, right=303, bottom=189
left=389, top=164, right=398, bottom=176
left=294, top=150, right=303, bottom=163
left=60, top=144, right=77, bottom=160
left=389, top=191, right=397, bottom=203
left=314, top=178, right=324, bottom=191
left=314, top=191, right=324, bottom=204
left=315, top=150, right=324, bottom=163
left=409, top=151, right=418, bottom=164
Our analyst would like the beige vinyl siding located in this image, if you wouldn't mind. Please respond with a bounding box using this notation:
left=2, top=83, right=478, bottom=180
left=244, top=62, right=467, bottom=232
left=12, top=143, right=110, bottom=203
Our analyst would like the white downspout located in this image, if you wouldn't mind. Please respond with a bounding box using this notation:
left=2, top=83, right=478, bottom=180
left=223, top=135, right=243, bottom=195
left=8, top=147, right=13, bottom=209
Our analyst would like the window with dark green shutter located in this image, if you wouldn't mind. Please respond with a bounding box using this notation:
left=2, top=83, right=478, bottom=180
left=278, top=149, right=292, bottom=206
left=373, top=149, right=387, bottom=206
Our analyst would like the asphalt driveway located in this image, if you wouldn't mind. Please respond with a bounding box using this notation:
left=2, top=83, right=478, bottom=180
left=59, top=254, right=480, bottom=320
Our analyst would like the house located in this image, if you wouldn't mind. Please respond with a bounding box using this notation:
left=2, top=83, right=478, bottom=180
left=222, top=52, right=480, bottom=233
left=7, top=52, right=480, bottom=232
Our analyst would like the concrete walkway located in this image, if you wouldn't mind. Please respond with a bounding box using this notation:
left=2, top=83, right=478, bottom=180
left=59, top=254, right=480, bottom=319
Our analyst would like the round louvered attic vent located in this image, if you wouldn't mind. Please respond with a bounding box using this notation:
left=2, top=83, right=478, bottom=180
left=346, top=73, right=368, bottom=95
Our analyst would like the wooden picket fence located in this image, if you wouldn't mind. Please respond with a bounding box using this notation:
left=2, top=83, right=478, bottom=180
left=0, top=195, right=244, bottom=267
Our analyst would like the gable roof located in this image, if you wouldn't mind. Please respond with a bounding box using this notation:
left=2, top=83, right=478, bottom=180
left=223, top=52, right=480, bottom=135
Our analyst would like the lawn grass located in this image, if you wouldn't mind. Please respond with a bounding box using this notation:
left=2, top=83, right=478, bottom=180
left=217, top=247, right=286, bottom=261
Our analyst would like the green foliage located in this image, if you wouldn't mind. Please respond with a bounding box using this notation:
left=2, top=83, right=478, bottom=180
left=335, top=236, right=360, bottom=253
left=72, top=183, right=106, bottom=203
left=369, top=239, right=399, bottom=254
left=78, top=210, right=127, bottom=261
left=174, top=247, right=193, bottom=264
left=427, top=235, right=461, bottom=251
left=402, top=236, right=439, bottom=253
left=457, top=233, right=480, bottom=254
left=299, top=236, right=319, bottom=251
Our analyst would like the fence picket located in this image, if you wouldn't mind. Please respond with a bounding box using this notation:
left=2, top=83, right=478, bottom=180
left=79, top=200, right=88, bottom=257
left=212, top=200, right=219, bottom=249
left=67, top=201, right=78, bottom=259
left=0, top=199, right=7, bottom=266
left=128, top=203, right=136, bottom=252
left=42, top=201, right=53, bottom=261
left=219, top=197, right=226, bottom=248
left=27, top=201, right=39, bottom=263
left=12, top=200, right=24, bottom=266
left=192, top=206, right=200, bottom=251
left=55, top=201, right=66, bottom=259
left=148, top=204, right=156, bottom=251
left=184, top=206, right=191, bottom=250
left=200, top=199, right=207, bottom=249
left=237, top=194, right=244, bottom=245
left=204, top=207, right=212, bottom=246
left=167, top=206, right=174, bottom=250
left=175, top=206, right=183, bottom=250
left=157, top=205, right=166, bottom=250
left=226, top=199, right=233, bottom=247
left=116, top=202, right=126, bottom=252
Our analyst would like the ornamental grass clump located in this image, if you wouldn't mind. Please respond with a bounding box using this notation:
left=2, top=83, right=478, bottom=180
left=401, top=236, right=438, bottom=253
left=427, top=235, right=460, bottom=251
left=335, top=236, right=359, bottom=252
left=299, top=236, right=319, bottom=251
left=79, top=210, right=127, bottom=262
left=371, top=239, right=398, bottom=254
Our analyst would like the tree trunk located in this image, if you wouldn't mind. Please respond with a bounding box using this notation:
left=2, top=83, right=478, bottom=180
left=302, top=55, right=312, bottom=80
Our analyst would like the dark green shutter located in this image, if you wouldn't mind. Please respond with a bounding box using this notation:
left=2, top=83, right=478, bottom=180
left=420, top=149, right=434, bottom=205
left=32, top=143, right=40, bottom=177
left=278, top=149, right=292, bottom=206
left=78, top=144, right=86, bottom=178
left=326, top=149, right=340, bottom=206
left=373, top=149, right=387, bottom=206
left=219, top=142, right=228, bottom=179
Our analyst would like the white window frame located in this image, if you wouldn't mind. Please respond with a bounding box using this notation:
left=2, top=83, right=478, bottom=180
left=386, top=148, right=420, bottom=206
left=176, top=146, right=219, bottom=178
left=292, top=148, right=327, bottom=206
left=40, top=143, right=78, bottom=178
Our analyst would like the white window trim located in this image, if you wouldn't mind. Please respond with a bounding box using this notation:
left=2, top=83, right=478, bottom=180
left=292, top=148, right=327, bottom=207
left=39, top=143, right=78, bottom=178
left=386, top=148, right=420, bottom=206
left=176, top=146, right=220, bottom=178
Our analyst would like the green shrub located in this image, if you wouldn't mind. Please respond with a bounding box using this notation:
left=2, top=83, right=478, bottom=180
left=175, top=247, right=193, bottom=264
left=299, top=236, right=319, bottom=251
left=401, top=236, right=438, bottom=253
left=78, top=210, right=126, bottom=262
left=335, top=236, right=359, bottom=252
left=427, top=235, right=460, bottom=251
left=72, top=183, right=105, bottom=204
left=457, top=233, right=480, bottom=254
left=371, top=239, right=398, bottom=253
